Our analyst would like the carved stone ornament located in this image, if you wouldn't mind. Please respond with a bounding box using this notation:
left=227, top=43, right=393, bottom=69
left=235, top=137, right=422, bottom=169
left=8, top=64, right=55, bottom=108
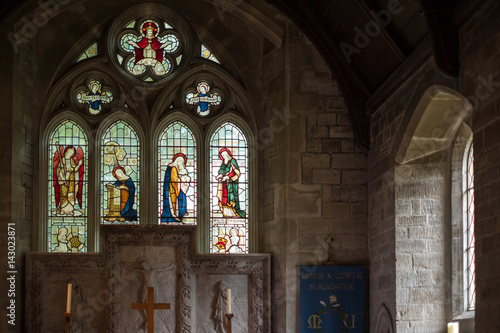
left=26, top=225, right=270, bottom=332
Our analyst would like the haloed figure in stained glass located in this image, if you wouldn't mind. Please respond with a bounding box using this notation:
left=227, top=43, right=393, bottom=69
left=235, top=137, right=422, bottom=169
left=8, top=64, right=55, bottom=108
left=127, top=21, right=168, bottom=75
left=216, top=148, right=245, bottom=218
left=161, top=153, right=191, bottom=223
left=53, top=145, right=84, bottom=215
left=110, top=166, right=138, bottom=221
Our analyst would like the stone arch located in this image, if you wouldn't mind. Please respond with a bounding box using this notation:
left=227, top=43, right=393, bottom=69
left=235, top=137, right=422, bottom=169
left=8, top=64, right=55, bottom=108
left=393, top=86, right=473, bottom=331
left=374, top=303, right=394, bottom=333
left=396, top=85, right=472, bottom=164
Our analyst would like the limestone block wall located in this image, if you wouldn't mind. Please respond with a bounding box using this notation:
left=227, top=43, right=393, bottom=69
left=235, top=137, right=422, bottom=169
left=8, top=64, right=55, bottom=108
left=261, top=22, right=368, bottom=332
left=0, top=30, right=15, bottom=333
left=1, top=33, right=35, bottom=333
left=368, top=58, right=460, bottom=332
left=461, top=0, right=500, bottom=331
left=394, top=163, right=449, bottom=332
left=368, top=170, right=396, bottom=332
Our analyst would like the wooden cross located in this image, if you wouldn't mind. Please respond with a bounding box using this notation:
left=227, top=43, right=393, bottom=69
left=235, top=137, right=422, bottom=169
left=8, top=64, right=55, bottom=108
left=131, top=287, right=170, bottom=333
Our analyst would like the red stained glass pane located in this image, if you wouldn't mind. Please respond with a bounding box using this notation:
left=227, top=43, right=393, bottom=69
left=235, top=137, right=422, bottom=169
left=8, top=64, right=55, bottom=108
left=48, top=120, right=88, bottom=252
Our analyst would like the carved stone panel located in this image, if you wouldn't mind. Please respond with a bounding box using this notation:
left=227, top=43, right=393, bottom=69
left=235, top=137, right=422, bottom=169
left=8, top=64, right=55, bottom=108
left=26, top=225, right=271, bottom=333
left=25, top=254, right=106, bottom=333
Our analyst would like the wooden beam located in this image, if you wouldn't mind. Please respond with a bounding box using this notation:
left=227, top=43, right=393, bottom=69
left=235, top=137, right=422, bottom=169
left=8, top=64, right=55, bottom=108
left=418, top=0, right=459, bottom=77
left=356, top=0, right=407, bottom=61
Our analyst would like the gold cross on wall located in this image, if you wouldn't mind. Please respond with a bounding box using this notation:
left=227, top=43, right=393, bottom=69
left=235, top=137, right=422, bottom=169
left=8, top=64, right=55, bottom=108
left=131, top=287, right=170, bottom=333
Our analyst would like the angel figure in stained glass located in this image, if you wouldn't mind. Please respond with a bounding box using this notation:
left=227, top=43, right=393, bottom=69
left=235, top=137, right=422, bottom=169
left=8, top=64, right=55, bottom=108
left=53, top=145, right=84, bottom=215
left=127, top=21, right=170, bottom=75
left=76, top=79, right=113, bottom=115
left=216, top=148, right=245, bottom=218
left=161, top=153, right=191, bottom=223
left=186, top=81, right=221, bottom=116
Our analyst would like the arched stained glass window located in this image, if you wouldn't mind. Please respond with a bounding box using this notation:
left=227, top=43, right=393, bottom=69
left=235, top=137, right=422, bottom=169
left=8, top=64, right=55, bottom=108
left=101, top=121, right=140, bottom=224
left=158, top=121, right=197, bottom=224
left=209, top=122, right=248, bottom=253
left=48, top=120, right=88, bottom=252
left=465, top=143, right=475, bottom=310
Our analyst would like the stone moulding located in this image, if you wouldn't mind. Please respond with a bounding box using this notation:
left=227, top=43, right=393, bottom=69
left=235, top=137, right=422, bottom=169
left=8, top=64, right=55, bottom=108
left=26, top=225, right=271, bottom=332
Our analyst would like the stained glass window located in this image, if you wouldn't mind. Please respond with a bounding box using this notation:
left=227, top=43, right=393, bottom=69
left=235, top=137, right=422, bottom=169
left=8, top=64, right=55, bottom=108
left=101, top=121, right=140, bottom=224
left=117, top=19, right=182, bottom=81
left=76, top=42, right=98, bottom=62
left=201, top=44, right=221, bottom=64
left=185, top=81, right=222, bottom=116
left=209, top=122, right=248, bottom=253
left=158, top=121, right=197, bottom=224
left=465, top=143, right=475, bottom=310
left=48, top=120, right=88, bottom=252
left=76, top=79, right=113, bottom=115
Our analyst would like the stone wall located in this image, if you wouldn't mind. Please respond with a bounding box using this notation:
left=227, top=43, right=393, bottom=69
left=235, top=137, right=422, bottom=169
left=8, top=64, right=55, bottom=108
left=368, top=55, right=462, bottom=332
left=368, top=170, right=396, bottom=332
left=1, top=20, right=36, bottom=332
left=0, top=24, right=15, bottom=333
left=261, top=22, right=368, bottom=331
left=461, top=0, right=500, bottom=331
left=395, top=162, right=449, bottom=332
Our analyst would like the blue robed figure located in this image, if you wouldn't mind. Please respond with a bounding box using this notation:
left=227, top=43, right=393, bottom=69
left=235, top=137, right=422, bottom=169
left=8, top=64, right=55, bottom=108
left=161, top=153, right=190, bottom=223
left=113, top=166, right=137, bottom=221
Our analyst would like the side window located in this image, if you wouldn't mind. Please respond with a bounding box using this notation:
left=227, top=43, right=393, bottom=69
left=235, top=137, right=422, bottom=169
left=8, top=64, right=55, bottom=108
left=465, top=143, right=475, bottom=310
left=158, top=121, right=197, bottom=224
left=101, top=121, right=140, bottom=224
left=48, top=120, right=88, bottom=252
left=209, top=122, right=249, bottom=253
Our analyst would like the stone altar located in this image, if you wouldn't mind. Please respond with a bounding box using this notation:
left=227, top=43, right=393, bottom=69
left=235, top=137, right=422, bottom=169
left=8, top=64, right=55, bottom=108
left=26, top=225, right=271, bottom=332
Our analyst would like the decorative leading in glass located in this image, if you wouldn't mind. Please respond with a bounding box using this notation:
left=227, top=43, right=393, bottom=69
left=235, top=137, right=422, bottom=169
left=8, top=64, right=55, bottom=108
left=118, top=19, right=182, bottom=80
left=101, top=121, right=140, bottom=224
left=201, top=44, right=221, bottom=64
left=76, top=79, right=113, bottom=115
left=185, top=81, right=221, bottom=116
left=48, top=120, right=88, bottom=252
left=466, top=144, right=475, bottom=310
left=209, top=122, right=248, bottom=253
left=76, top=42, right=98, bottom=62
left=158, top=121, right=197, bottom=224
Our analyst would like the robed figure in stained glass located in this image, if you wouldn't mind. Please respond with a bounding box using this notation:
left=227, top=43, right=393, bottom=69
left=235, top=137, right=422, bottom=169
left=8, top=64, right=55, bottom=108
left=127, top=21, right=168, bottom=75
left=186, top=81, right=221, bottom=116
left=161, top=153, right=191, bottom=223
left=109, top=166, right=138, bottom=221
left=53, top=145, right=84, bottom=215
left=216, top=148, right=245, bottom=218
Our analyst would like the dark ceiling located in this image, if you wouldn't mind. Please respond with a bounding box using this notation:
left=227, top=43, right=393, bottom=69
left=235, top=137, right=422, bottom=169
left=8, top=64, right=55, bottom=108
left=1, top=0, right=483, bottom=150
left=267, top=0, right=484, bottom=150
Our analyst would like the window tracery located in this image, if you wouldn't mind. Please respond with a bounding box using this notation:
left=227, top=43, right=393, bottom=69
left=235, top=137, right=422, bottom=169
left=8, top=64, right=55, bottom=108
left=41, top=5, right=253, bottom=254
left=48, top=120, right=88, bottom=252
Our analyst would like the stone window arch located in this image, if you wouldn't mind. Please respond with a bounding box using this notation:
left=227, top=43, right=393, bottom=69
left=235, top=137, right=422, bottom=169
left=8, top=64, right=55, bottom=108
left=38, top=4, right=256, bottom=254
left=394, top=85, right=473, bottom=331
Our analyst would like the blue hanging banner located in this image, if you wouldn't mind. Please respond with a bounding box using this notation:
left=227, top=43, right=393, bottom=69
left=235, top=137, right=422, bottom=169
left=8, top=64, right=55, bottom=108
left=300, top=266, right=365, bottom=333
